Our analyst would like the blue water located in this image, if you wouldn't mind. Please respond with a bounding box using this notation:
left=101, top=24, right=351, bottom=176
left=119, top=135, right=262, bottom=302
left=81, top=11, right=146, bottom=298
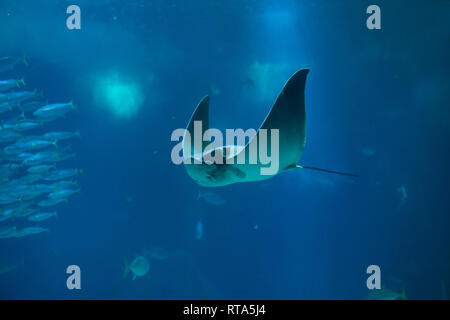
left=0, top=0, right=449, bottom=299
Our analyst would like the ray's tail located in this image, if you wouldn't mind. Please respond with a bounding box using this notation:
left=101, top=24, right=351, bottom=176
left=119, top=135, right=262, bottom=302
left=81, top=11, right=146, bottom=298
left=299, top=165, right=359, bottom=177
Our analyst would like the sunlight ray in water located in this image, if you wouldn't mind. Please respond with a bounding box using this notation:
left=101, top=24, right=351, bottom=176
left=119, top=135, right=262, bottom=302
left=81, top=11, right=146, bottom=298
left=93, top=72, right=144, bottom=119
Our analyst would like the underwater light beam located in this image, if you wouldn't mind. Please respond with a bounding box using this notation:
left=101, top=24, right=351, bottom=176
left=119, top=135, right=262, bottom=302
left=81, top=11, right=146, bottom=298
left=93, top=72, right=144, bottom=119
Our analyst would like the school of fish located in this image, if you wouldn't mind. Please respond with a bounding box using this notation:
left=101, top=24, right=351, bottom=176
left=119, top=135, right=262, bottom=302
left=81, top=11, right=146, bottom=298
left=0, top=55, right=81, bottom=239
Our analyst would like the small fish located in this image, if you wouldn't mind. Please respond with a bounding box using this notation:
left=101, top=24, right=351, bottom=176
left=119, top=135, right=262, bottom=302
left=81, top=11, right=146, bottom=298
left=0, top=78, right=25, bottom=92
left=197, top=191, right=225, bottom=206
left=22, top=139, right=57, bottom=151
left=397, top=185, right=407, bottom=208
left=50, top=180, right=77, bottom=191
left=397, top=185, right=407, bottom=199
left=12, top=120, right=42, bottom=132
left=4, top=142, right=28, bottom=155
left=13, top=207, right=39, bottom=218
left=27, top=164, right=55, bottom=174
left=28, top=212, right=57, bottom=222
left=5, top=184, right=33, bottom=197
left=195, top=218, right=204, bottom=240
left=33, top=101, right=76, bottom=119
left=43, top=131, right=80, bottom=141
left=22, top=150, right=61, bottom=166
left=0, top=90, right=37, bottom=105
left=0, top=206, right=23, bottom=221
left=14, top=226, right=49, bottom=237
left=44, top=168, right=82, bottom=181
left=48, top=188, right=80, bottom=199
left=38, top=198, right=67, bottom=207
left=123, top=256, right=150, bottom=280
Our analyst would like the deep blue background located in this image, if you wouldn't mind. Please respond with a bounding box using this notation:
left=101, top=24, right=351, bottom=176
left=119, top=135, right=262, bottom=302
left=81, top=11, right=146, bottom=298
left=0, top=0, right=449, bottom=299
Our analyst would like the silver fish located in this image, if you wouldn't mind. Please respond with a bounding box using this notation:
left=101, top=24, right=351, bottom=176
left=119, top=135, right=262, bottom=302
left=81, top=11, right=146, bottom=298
left=28, top=212, right=57, bottom=222
left=0, top=78, right=25, bottom=92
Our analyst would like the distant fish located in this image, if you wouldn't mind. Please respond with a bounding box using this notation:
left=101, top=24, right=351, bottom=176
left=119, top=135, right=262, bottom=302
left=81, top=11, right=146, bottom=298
left=27, top=164, right=55, bottom=174
left=48, top=188, right=80, bottom=200
left=123, top=256, right=150, bottom=280
left=195, top=218, right=204, bottom=240
left=13, top=207, right=39, bottom=218
left=38, top=198, right=67, bottom=207
left=0, top=57, right=81, bottom=241
left=21, top=139, right=57, bottom=151
left=0, top=207, right=17, bottom=222
left=33, top=101, right=76, bottom=119
left=397, top=185, right=407, bottom=199
left=28, top=212, right=57, bottom=222
left=22, top=150, right=75, bottom=166
left=44, top=168, right=82, bottom=181
left=4, top=142, right=28, bottom=155
left=0, top=78, right=25, bottom=92
left=0, top=90, right=37, bottom=105
left=12, top=120, right=43, bottom=132
left=22, top=151, right=56, bottom=166
left=50, top=180, right=77, bottom=191
left=397, top=185, right=407, bottom=208
left=43, top=131, right=80, bottom=141
left=13, top=226, right=49, bottom=238
left=197, top=191, right=225, bottom=206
